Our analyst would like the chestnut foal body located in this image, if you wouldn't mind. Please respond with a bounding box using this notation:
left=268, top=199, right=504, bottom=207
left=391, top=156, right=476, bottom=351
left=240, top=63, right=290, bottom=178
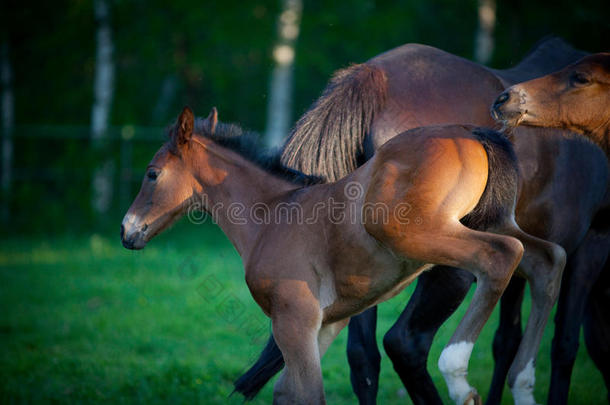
left=122, top=107, right=533, bottom=404
left=236, top=39, right=607, bottom=405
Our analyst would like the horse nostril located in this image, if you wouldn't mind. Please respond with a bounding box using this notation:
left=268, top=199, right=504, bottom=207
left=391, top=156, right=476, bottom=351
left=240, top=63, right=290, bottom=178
left=142, top=224, right=149, bottom=232
left=120, top=224, right=125, bottom=240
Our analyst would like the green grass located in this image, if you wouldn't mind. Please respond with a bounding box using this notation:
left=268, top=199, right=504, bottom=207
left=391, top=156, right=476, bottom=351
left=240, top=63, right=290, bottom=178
left=0, top=219, right=605, bottom=404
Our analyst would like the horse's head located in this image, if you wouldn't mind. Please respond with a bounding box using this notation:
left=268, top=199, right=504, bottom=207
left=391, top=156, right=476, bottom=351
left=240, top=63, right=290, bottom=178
left=491, top=53, right=610, bottom=137
left=120, top=106, right=219, bottom=250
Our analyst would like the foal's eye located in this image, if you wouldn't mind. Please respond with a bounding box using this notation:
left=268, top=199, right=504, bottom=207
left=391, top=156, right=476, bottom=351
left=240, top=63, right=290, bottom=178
left=570, top=72, right=591, bottom=87
left=147, top=170, right=159, bottom=181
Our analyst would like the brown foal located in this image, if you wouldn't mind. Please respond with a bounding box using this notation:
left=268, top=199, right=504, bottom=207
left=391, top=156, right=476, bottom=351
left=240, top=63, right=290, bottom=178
left=492, top=53, right=610, bottom=155
left=121, top=106, right=552, bottom=404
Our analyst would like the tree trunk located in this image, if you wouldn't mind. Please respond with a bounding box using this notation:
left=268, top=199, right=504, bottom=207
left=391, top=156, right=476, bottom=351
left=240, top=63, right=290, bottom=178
left=1, top=41, right=14, bottom=222
left=91, top=0, right=115, bottom=215
left=265, top=0, right=302, bottom=147
left=474, top=0, right=496, bottom=65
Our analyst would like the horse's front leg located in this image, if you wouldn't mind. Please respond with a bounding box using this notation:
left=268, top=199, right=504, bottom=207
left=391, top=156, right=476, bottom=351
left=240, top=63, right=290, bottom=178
left=583, top=256, right=610, bottom=401
left=346, top=307, right=381, bottom=405
left=431, top=228, right=523, bottom=405
left=486, top=277, right=526, bottom=405
left=549, top=228, right=610, bottom=405
left=271, top=284, right=324, bottom=404
left=271, top=280, right=347, bottom=405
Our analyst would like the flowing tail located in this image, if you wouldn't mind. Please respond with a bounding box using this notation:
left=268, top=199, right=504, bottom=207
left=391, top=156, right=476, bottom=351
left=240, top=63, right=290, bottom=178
left=280, top=63, right=388, bottom=182
left=232, top=335, right=284, bottom=400
left=461, top=126, right=519, bottom=231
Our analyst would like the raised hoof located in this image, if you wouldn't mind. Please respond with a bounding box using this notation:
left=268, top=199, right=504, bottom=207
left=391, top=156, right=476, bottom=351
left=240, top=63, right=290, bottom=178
left=463, top=390, right=482, bottom=405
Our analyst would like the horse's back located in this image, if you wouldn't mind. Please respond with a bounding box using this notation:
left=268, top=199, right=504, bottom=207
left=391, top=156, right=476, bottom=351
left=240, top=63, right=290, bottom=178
left=366, top=44, right=505, bottom=151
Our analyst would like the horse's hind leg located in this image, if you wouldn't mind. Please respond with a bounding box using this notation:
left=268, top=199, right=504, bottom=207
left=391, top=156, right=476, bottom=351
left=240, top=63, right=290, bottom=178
left=433, top=230, right=523, bottom=405
left=346, top=307, right=381, bottom=405
left=486, top=277, right=526, bottom=405
left=383, top=266, right=474, bottom=405
left=494, top=220, right=566, bottom=405
left=370, top=222, right=524, bottom=405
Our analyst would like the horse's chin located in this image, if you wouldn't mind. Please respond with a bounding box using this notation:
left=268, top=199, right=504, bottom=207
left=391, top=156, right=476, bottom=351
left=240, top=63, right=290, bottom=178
left=492, top=108, right=525, bottom=128
left=125, top=240, right=147, bottom=250
left=121, top=231, right=149, bottom=250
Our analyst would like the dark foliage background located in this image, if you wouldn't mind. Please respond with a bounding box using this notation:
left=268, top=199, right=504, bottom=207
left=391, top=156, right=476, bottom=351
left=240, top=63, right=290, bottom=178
left=1, top=0, right=609, bottom=233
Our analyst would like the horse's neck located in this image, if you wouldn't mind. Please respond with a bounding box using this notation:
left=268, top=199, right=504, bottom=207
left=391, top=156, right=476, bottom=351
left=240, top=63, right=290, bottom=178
left=194, top=140, right=297, bottom=257
left=494, top=39, right=586, bottom=85
left=586, top=127, right=610, bottom=210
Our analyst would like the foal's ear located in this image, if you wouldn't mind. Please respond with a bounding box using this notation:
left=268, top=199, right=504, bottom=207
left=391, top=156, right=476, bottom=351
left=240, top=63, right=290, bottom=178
left=203, top=107, right=218, bottom=135
left=175, top=106, right=195, bottom=145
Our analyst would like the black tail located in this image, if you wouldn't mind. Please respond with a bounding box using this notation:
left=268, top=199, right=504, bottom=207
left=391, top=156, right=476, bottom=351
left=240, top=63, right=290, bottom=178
left=232, top=334, right=284, bottom=400
left=281, top=63, right=387, bottom=182
left=461, top=127, right=519, bottom=231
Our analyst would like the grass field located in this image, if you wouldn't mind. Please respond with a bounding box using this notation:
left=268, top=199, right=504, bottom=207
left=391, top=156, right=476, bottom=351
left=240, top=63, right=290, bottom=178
left=0, top=219, right=606, bottom=404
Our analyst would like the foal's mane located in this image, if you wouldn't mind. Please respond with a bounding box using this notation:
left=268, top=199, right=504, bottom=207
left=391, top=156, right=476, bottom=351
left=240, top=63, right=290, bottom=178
left=188, top=118, right=323, bottom=186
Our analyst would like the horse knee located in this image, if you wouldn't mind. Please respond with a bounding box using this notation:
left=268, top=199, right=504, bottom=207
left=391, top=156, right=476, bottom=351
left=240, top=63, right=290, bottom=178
left=550, top=244, right=567, bottom=274
left=483, top=237, right=524, bottom=294
left=382, top=327, right=404, bottom=358
left=383, top=327, right=430, bottom=370
left=498, top=236, right=525, bottom=271
left=534, top=243, right=566, bottom=304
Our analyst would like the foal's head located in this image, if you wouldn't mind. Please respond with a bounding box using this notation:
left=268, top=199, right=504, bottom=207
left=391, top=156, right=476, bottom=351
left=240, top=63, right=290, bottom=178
left=121, top=106, right=219, bottom=249
left=491, top=53, right=610, bottom=138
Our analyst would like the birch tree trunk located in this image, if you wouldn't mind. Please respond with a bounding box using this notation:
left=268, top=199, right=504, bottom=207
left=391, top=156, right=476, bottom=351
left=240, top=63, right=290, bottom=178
left=474, top=0, right=496, bottom=65
left=91, top=0, right=115, bottom=215
left=1, top=41, right=14, bottom=222
left=265, top=0, right=302, bottom=147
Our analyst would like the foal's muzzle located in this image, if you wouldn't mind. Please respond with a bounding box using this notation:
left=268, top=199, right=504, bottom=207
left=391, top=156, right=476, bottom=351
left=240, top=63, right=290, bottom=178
left=121, top=214, right=148, bottom=250
left=490, top=89, right=522, bottom=125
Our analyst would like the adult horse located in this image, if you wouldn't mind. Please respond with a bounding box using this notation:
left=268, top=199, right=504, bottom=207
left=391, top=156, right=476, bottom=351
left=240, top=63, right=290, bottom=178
left=234, top=38, right=609, bottom=404
left=492, top=53, right=610, bottom=401
left=122, top=107, right=534, bottom=404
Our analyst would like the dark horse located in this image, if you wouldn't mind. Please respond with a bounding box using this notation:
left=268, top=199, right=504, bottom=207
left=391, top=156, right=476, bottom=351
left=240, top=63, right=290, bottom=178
left=234, top=38, right=609, bottom=404
left=492, top=53, right=610, bottom=401
left=123, top=106, right=536, bottom=404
